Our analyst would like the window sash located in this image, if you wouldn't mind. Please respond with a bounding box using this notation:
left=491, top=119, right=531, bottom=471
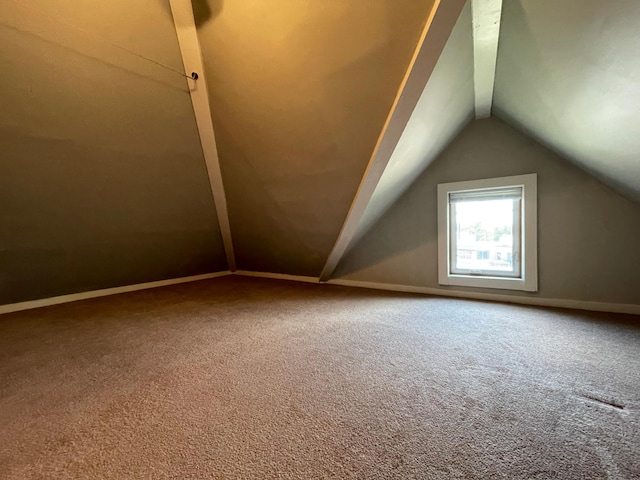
left=449, top=186, right=522, bottom=203
left=449, top=189, right=522, bottom=279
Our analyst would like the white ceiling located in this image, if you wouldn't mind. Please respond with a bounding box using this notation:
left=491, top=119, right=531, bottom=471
left=493, top=0, right=640, bottom=202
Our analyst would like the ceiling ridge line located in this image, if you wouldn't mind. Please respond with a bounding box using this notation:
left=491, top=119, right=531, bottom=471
left=471, top=0, right=503, bottom=118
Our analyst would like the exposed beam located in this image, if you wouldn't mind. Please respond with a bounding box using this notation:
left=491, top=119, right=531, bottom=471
left=471, top=0, right=503, bottom=119
left=169, top=0, right=236, bottom=271
left=319, top=0, right=467, bottom=282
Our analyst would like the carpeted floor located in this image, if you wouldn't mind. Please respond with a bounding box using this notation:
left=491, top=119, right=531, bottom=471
left=0, top=276, right=638, bottom=479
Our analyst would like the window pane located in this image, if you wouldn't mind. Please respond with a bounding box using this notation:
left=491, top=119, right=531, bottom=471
left=450, top=196, right=521, bottom=277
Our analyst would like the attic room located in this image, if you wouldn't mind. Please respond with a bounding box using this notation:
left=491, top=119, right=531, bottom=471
left=1, top=0, right=639, bottom=477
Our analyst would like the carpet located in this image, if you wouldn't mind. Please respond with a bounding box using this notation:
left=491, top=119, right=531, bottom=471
left=1, top=276, right=638, bottom=479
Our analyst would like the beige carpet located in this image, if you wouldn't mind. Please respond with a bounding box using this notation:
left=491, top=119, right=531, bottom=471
left=1, top=276, right=638, bottom=479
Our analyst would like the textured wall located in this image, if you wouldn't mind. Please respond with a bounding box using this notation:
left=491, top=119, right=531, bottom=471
left=334, top=118, right=640, bottom=305
left=0, top=0, right=227, bottom=304
left=196, top=0, right=436, bottom=276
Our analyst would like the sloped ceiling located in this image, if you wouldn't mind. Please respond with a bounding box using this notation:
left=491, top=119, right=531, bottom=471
left=350, top=1, right=475, bottom=250
left=338, top=0, right=640, bottom=268
left=195, top=0, right=436, bottom=276
left=4, top=0, right=639, bottom=303
left=0, top=0, right=226, bottom=303
left=493, top=0, right=640, bottom=202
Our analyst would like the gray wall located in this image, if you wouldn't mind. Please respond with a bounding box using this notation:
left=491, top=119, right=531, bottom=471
left=0, top=0, right=227, bottom=304
left=334, top=118, right=640, bottom=305
left=196, top=0, right=436, bottom=276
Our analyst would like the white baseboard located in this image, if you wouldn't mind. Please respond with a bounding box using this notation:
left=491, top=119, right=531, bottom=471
left=0, top=271, right=232, bottom=315
left=234, top=270, right=319, bottom=284
left=326, top=279, right=640, bottom=315
left=3, top=271, right=637, bottom=316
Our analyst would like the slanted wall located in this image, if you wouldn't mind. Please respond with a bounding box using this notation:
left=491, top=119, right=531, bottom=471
left=196, top=0, right=436, bottom=276
left=352, top=0, right=474, bottom=249
left=334, top=118, right=640, bottom=306
left=0, top=0, right=227, bottom=305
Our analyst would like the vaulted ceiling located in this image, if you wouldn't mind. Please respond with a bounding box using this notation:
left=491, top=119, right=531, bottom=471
left=337, top=0, right=640, bottom=265
left=1, top=0, right=227, bottom=303
left=1, top=0, right=639, bottom=301
left=493, top=0, right=640, bottom=203
left=345, top=0, right=640, bottom=258
left=194, top=0, right=437, bottom=276
left=352, top=1, right=474, bottom=251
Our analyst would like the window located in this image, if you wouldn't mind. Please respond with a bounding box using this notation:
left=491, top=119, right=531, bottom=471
left=437, top=174, right=537, bottom=292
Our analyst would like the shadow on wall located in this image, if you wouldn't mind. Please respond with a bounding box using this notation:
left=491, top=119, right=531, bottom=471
left=157, top=0, right=223, bottom=28
left=333, top=171, right=440, bottom=279
left=192, top=0, right=222, bottom=28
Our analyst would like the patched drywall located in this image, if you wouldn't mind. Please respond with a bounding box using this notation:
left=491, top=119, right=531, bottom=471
left=0, top=0, right=227, bottom=304
left=334, top=118, right=640, bottom=306
left=494, top=0, right=640, bottom=203
left=196, top=0, right=436, bottom=276
left=350, top=1, right=474, bottom=251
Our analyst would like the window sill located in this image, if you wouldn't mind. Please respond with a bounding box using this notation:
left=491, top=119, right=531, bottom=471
left=440, top=274, right=537, bottom=292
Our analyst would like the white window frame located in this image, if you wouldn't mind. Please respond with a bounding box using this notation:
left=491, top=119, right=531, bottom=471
left=437, top=174, right=538, bottom=292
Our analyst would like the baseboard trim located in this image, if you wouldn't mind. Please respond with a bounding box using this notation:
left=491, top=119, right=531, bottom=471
left=3, top=271, right=637, bottom=316
left=0, top=271, right=232, bottom=315
left=234, top=270, right=320, bottom=284
left=326, top=279, right=640, bottom=315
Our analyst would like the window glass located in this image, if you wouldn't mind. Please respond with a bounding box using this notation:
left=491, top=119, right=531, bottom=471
left=449, top=187, right=522, bottom=278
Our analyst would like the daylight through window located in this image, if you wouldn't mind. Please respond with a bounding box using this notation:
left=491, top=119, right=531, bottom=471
left=437, top=174, right=537, bottom=292
left=449, top=187, right=521, bottom=278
